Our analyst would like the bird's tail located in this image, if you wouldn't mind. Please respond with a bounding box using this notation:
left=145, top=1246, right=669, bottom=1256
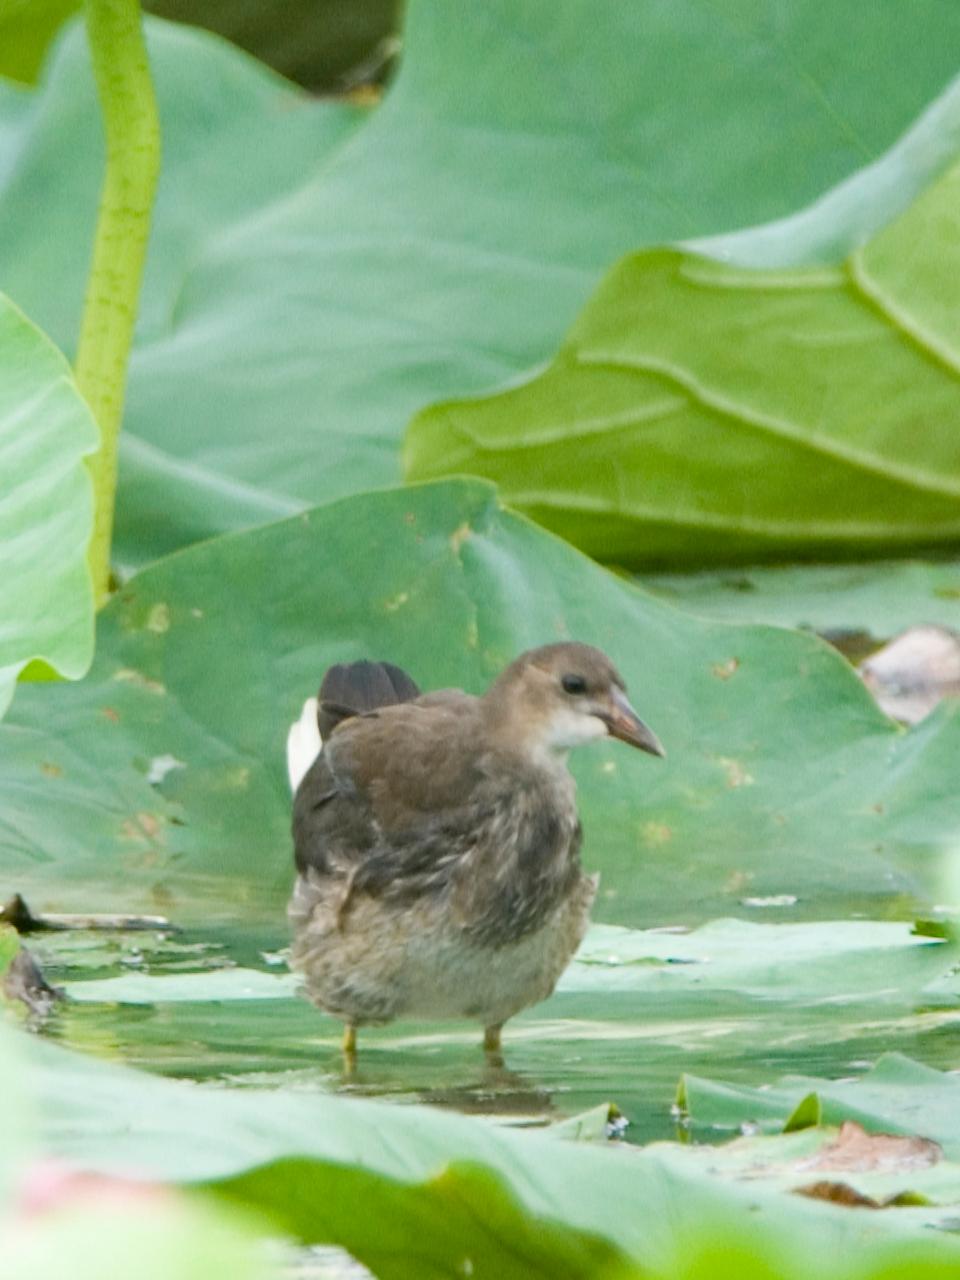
left=286, top=660, right=421, bottom=793
left=317, top=660, right=421, bottom=737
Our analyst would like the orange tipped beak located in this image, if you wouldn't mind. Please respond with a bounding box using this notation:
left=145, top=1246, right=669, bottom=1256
left=603, top=687, right=665, bottom=757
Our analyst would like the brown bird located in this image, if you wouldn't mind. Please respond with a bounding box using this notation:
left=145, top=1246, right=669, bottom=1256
left=287, top=643, right=664, bottom=1061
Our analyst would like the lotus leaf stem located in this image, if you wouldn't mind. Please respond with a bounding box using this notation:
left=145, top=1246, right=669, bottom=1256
left=76, top=0, right=159, bottom=606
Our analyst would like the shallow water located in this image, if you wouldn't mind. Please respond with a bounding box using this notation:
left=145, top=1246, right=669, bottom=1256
left=28, top=909, right=960, bottom=1150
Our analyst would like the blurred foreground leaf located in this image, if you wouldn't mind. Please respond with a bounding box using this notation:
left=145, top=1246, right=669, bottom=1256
left=0, top=0, right=79, bottom=84
left=26, top=1029, right=960, bottom=1275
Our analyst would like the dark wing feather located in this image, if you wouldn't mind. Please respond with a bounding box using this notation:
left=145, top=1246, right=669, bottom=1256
left=292, top=696, right=484, bottom=880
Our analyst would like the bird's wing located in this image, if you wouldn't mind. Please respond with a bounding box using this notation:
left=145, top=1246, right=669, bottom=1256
left=293, top=694, right=489, bottom=881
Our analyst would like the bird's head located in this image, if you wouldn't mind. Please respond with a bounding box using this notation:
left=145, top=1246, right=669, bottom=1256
left=484, top=642, right=665, bottom=760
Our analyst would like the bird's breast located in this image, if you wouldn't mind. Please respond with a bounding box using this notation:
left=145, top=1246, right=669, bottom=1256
left=452, top=772, right=583, bottom=948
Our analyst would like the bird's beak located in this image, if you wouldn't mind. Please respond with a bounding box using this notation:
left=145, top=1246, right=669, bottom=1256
left=602, top=687, right=665, bottom=757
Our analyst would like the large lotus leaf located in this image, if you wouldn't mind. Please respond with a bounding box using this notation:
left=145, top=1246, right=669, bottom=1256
left=3, top=479, right=960, bottom=930
left=644, top=558, right=960, bottom=640
left=25, top=1029, right=960, bottom=1275
left=58, top=920, right=949, bottom=1007
left=6, top=8, right=960, bottom=566
left=0, top=294, right=96, bottom=720
left=680, top=1054, right=960, bottom=1158
left=405, top=156, right=960, bottom=569
left=687, top=71, right=960, bottom=270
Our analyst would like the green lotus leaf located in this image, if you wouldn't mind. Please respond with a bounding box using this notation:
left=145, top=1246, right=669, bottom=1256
left=23, top=1027, right=960, bottom=1275
left=2, top=478, right=958, bottom=927
left=0, top=294, right=96, bottom=720
left=680, top=1053, right=960, bottom=1159
left=644, top=558, right=960, bottom=640
left=405, top=159, right=960, bottom=569
left=5, top=5, right=960, bottom=565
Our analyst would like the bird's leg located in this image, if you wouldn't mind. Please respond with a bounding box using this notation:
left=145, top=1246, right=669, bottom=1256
left=483, top=1023, right=504, bottom=1063
left=342, top=1022, right=357, bottom=1066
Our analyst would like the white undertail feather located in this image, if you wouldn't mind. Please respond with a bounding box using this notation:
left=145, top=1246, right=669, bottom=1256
left=286, top=696, right=322, bottom=793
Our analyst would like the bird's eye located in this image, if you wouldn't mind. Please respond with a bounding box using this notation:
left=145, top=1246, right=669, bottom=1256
left=561, top=674, right=588, bottom=695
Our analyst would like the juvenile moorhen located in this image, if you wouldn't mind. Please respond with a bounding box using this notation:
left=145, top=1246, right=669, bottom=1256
left=287, top=643, right=664, bottom=1059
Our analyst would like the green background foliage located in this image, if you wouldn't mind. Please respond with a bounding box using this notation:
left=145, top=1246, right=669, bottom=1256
left=3, top=3, right=960, bottom=1276
left=6, top=4, right=960, bottom=568
left=406, top=161, right=960, bottom=567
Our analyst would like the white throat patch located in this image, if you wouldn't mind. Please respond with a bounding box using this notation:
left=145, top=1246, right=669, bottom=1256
left=542, top=708, right=608, bottom=752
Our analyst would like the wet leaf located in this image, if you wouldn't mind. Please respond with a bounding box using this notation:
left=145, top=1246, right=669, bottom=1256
left=26, top=914, right=952, bottom=1148
left=643, top=558, right=960, bottom=641
left=65, top=967, right=298, bottom=1004
left=680, top=1054, right=960, bottom=1158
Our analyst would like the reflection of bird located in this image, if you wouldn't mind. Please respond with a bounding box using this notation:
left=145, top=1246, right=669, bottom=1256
left=287, top=643, right=664, bottom=1061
